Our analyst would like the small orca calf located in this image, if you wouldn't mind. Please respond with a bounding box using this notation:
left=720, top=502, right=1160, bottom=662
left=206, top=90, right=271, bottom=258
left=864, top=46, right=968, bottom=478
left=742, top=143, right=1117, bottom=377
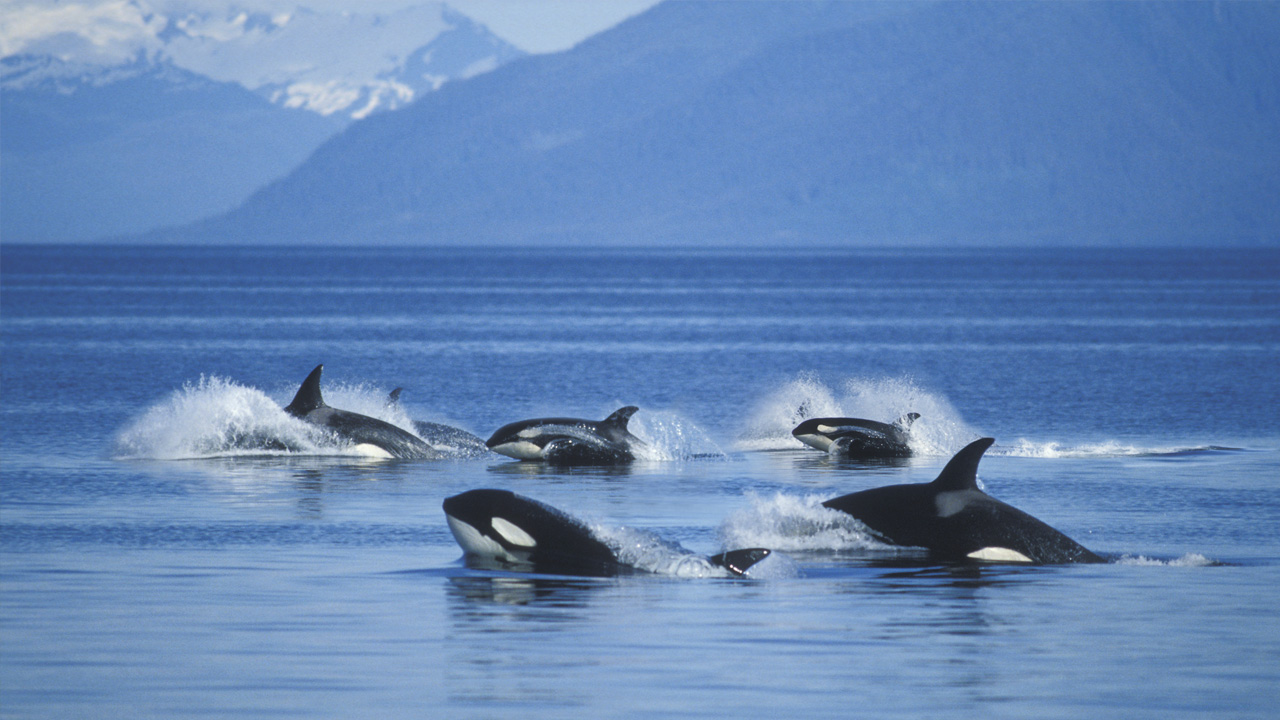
left=443, top=489, right=772, bottom=577
left=386, top=388, right=489, bottom=458
left=486, top=406, right=644, bottom=465
left=823, top=438, right=1103, bottom=564
left=283, top=365, right=439, bottom=459
left=793, top=413, right=920, bottom=458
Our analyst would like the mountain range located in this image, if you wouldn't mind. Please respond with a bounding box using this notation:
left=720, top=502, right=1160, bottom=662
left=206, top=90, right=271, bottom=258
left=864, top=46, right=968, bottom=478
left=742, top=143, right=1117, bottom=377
left=162, top=0, right=1280, bottom=247
left=1, top=1, right=523, bottom=241
left=6, top=1, right=1280, bottom=246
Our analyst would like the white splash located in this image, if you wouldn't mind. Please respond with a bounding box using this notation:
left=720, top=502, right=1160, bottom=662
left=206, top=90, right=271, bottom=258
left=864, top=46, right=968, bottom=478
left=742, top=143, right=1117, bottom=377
left=114, top=375, right=428, bottom=460
left=317, top=381, right=419, bottom=434
left=595, top=525, right=735, bottom=578
left=992, top=440, right=1237, bottom=459
left=717, top=492, right=891, bottom=553
left=114, top=375, right=327, bottom=459
left=1113, top=554, right=1218, bottom=567
left=735, top=372, right=845, bottom=451
left=587, top=524, right=796, bottom=579
left=629, top=409, right=726, bottom=461
left=735, top=372, right=978, bottom=455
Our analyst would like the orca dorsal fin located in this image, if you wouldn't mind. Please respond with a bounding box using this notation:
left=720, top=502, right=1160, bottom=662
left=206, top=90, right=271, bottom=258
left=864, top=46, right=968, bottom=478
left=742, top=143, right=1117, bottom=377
left=602, top=406, right=639, bottom=431
left=284, top=364, right=327, bottom=416
left=388, top=387, right=403, bottom=404
left=895, top=412, right=921, bottom=428
left=710, top=548, right=772, bottom=576
left=930, top=437, right=995, bottom=492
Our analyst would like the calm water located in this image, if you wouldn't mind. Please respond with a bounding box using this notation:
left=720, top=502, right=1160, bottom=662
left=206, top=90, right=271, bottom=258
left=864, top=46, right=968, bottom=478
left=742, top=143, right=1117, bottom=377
left=2, top=245, right=1278, bottom=718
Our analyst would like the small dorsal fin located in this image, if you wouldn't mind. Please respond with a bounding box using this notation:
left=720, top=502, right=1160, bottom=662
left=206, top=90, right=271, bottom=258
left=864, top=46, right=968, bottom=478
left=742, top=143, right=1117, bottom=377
left=710, top=548, right=772, bottom=576
left=602, top=406, right=639, bottom=431
left=895, top=412, right=921, bottom=428
left=388, top=387, right=403, bottom=404
left=930, top=437, right=995, bottom=492
left=284, top=364, right=327, bottom=416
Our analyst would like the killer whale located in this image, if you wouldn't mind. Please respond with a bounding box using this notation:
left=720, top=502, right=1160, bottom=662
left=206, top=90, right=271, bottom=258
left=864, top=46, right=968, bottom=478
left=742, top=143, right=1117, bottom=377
left=486, top=406, right=644, bottom=465
left=283, top=365, right=439, bottom=459
left=443, top=489, right=771, bottom=577
left=793, top=413, right=920, bottom=458
left=822, top=438, right=1103, bottom=564
left=386, top=388, right=489, bottom=458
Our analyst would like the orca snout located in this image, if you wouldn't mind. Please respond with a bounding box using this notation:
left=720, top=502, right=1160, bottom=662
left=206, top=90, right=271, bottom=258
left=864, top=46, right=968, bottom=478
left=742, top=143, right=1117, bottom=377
left=443, top=489, right=508, bottom=524
left=791, top=418, right=824, bottom=437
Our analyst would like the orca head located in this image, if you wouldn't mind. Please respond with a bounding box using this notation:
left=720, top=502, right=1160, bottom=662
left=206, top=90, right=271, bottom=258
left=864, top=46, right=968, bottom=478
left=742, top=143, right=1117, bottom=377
left=443, top=489, right=623, bottom=574
left=284, top=364, right=327, bottom=417
left=485, top=419, right=554, bottom=459
left=791, top=417, right=839, bottom=451
left=486, top=407, right=641, bottom=460
left=443, top=489, right=541, bottom=562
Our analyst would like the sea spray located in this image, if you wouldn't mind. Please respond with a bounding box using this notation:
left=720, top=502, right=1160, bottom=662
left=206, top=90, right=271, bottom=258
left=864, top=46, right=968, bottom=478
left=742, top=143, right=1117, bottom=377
left=837, top=375, right=978, bottom=455
left=317, top=381, right=421, bottom=435
left=629, top=409, right=726, bottom=461
left=596, top=525, right=733, bottom=578
left=1114, top=554, right=1218, bottom=567
left=993, top=440, right=1243, bottom=459
left=735, top=372, right=980, bottom=455
left=115, top=376, right=431, bottom=460
left=736, top=373, right=844, bottom=451
left=717, top=492, right=891, bottom=553
left=593, top=524, right=799, bottom=579
left=115, top=375, right=328, bottom=459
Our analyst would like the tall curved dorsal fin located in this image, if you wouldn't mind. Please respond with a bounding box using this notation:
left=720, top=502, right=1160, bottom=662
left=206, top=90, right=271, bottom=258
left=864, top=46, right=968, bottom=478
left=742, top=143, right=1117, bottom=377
left=602, top=406, right=639, bottom=431
left=930, top=437, right=995, bottom=492
left=285, top=364, right=327, bottom=415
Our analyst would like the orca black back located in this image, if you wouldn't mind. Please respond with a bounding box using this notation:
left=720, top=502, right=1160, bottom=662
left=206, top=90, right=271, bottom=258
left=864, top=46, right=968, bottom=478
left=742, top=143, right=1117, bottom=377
left=823, top=438, right=1103, bottom=564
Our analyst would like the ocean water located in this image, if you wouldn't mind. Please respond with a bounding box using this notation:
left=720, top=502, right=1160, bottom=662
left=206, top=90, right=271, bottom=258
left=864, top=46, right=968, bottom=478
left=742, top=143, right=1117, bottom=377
left=2, top=245, right=1278, bottom=718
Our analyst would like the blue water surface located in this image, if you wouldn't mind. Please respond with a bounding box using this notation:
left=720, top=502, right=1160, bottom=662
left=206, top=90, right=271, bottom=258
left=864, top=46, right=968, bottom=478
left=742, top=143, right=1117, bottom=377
left=2, top=245, right=1278, bottom=718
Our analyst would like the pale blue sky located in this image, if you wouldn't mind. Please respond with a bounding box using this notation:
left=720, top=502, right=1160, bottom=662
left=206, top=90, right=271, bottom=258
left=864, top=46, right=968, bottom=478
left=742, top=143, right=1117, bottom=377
left=0, top=0, right=662, bottom=56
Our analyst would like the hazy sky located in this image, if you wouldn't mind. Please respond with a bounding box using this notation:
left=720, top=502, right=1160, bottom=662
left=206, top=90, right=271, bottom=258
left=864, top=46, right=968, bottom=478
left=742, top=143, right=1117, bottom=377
left=0, top=0, right=663, bottom=56
left=238, top=0, right=662, bottom=53
left=437, top=0, right=661, bottom=53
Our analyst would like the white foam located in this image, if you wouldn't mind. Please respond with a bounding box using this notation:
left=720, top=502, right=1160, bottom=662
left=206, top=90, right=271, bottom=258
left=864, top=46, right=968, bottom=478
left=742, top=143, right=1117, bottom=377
left=595, top=526, right=733, bottom=578
left=993, top=439, right=1223, bottom=459
left=628, top=409, right=726, bottom=461
left=734, top=373, right=978, bottom=455
left=1114, top=554, right=1217, bottom=567
left=735, top=372, right=842, bottom=451
left=113, top=375, right=426, bottom=460
left=717, top=492, right=890, bottom=553
left=114, top=375, right=328, bottom=459
left=838, top=375, right=977, bottom=456
left=319, top=382, right=421, bottom=436
left=737, top=551, right=801, bottom=580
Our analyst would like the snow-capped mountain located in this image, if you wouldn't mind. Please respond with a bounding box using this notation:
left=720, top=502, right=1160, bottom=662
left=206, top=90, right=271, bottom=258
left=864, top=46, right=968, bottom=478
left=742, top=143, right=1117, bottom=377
left=165, top=1, right=1280, bottom=247
left=1, top=51, right=344, bottom=241
left=0, top=0, right=528, bottom=241
left=1, top=1, right=524, bottom=120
